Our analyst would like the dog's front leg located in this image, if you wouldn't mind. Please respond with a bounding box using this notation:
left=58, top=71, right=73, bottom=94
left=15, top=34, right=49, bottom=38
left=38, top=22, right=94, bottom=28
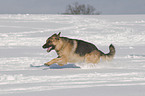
left=44, top=57, right=67, bottom=66
left=44, top=58, right=61, bottom=66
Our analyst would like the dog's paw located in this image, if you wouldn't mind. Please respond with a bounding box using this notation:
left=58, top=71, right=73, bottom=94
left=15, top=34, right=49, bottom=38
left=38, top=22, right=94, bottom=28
left=44, top=63, right=50, bottom=66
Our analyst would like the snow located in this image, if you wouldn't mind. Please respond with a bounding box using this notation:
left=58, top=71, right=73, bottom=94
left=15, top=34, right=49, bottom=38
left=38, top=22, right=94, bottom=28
left=0, top=14, right=145, bottom=96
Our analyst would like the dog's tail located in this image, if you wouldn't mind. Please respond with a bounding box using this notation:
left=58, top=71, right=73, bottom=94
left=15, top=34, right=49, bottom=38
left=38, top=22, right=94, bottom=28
left=100, top=44, right=116, bottom=61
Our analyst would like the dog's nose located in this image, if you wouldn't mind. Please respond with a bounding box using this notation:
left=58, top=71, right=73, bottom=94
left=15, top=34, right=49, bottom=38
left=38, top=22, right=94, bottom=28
left=42, top=44, right=47, bottom=49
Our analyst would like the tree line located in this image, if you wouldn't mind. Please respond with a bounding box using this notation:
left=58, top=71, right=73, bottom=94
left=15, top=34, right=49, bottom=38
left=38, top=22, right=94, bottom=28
left=63, top=2, right=101, bottom=15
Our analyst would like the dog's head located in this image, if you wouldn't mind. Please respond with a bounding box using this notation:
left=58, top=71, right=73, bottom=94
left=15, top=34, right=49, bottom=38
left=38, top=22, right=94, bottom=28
left=42, top=32, right=61, bottom=52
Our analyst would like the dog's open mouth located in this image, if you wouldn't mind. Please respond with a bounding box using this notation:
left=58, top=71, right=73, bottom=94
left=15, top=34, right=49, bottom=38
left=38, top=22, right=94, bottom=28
left=47, top=46, right=53, bottom=52
left=42, top=44, right=55, bottom=52
left=46, top=45, right=55, bottom=52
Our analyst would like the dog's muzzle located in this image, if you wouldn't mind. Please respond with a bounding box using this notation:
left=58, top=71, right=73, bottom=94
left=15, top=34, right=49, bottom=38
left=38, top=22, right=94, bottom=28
left=42, top=44, right=47, bottom=49
left=42, top=44, right=55, bottom=52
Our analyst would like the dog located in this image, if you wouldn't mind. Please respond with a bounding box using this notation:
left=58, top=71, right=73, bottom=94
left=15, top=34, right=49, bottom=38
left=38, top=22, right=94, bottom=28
left=42, top=32, right=115, bottom=66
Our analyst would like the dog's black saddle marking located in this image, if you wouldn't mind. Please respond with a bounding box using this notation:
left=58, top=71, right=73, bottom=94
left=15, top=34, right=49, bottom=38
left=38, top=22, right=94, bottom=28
left=75, top=40, right=98, bottom=56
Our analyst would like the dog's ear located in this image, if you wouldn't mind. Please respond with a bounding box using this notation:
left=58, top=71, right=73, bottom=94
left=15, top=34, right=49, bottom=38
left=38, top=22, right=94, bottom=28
left=55, top=32, right=61, bottom=40
left=58, top=32, right=61, bottom=37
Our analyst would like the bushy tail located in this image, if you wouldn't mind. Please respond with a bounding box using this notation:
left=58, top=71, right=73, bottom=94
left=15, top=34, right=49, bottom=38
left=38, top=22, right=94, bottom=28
left=101, top=44, right=116, bottom=61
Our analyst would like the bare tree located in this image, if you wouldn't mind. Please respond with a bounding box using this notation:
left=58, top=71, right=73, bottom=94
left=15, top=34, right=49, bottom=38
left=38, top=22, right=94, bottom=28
left=64, top=2, right=100, bottom=15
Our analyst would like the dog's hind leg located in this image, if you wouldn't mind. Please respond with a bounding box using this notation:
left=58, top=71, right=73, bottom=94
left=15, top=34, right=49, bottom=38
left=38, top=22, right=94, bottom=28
left=85, top=50, right=101, bottom=64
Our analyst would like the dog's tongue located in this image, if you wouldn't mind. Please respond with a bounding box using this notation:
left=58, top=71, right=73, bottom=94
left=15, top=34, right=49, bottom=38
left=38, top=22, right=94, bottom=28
left=47, top=46, right=52, bottom=52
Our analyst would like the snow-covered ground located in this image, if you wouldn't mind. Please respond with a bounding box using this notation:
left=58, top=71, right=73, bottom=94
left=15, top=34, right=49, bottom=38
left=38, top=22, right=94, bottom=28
left=0, top=14, right=145, bottom=96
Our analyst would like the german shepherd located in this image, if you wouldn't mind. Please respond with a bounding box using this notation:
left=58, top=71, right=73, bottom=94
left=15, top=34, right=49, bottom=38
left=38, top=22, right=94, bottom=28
left=42, top=32, right=115, bottom=66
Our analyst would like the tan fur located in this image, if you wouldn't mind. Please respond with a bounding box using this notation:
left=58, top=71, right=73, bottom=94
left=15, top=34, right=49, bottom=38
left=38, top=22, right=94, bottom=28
left=43, top=32, right=115, bottom=66
left=45, top=39, right=84, bottom=66
left=85, top=50, right=101, bottom=64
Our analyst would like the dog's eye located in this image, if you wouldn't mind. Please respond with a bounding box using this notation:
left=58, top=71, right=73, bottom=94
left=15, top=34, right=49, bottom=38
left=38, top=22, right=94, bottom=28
left=48, top=41, right=51, bottom=43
